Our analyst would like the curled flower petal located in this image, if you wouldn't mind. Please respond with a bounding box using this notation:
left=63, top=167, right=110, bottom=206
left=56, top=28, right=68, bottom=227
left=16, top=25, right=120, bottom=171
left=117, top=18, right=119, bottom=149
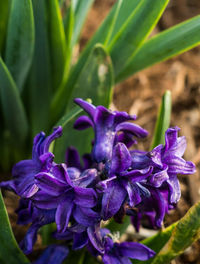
left=118, top=242, right=155, bottom=261
left=56, top=195, right=74, bottom=232
left=116, top=122, right=148, bottom=138
left=74, top=115, right=93, bottom=130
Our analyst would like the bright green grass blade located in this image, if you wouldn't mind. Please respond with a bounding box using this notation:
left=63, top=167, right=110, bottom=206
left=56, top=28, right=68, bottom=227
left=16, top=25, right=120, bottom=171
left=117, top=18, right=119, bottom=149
left=25, top=0, right=51, bottom=136
left=0, top=191, right=30, bottom=264
left=5, top=0, right=34, bottom=92
left=71, top=0, right=94, bottom=46
left=109, top=0, right=169, bottom=77
left=0, top=0, right=10, bottom=54
left=150, top=201, right=200, bottom=264
left=46, top=0, right=66, bottom=92
left=151, top=90, right=171, bottom=149
left=51, top=0, right=140, bottom=122
left=116, top=15, right=200, bottom=83
left=54, top=44, right=114, bottom=162
left=0, top=57, right=28, bottom=142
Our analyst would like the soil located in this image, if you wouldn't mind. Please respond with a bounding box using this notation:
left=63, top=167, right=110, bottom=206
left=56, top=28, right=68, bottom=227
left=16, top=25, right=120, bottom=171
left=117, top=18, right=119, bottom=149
left=3, top=0, right=200, bottom=263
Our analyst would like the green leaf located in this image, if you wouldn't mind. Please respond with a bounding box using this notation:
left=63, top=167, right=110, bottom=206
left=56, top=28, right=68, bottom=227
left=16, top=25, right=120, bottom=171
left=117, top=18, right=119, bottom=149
left=0, top=191, right=30, bottom=264
left=26, top=0, right=51, bottom=136
left=109, top=0, right=169, bottom=77
left=52, top=0, right=141, bottom=121
left=151, top=90, right=171, bottom=149
left=117, top=15, right=200, bottom=82
left=46, top=0, right=66, bottom=91
left=0, top=0, right=10, bottom=54
left=5, top=0, right=34, bottom=92
left=54, top=44, right=114, bottom=161
left=71, top=0, right=94, bottom=46
left=151, top=201, right=200, bottom=264
left=0, top=57, right=28, bottom=142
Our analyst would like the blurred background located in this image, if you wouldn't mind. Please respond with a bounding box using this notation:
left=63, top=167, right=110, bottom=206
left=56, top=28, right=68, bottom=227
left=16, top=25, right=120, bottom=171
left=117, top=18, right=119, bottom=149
left=80, top=1, right=200, bottom=263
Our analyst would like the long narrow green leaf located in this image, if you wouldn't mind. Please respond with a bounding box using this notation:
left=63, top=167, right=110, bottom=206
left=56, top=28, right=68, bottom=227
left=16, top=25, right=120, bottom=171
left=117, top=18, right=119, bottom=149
left=62, top=3, right=75, bottom=80
left=26, top=0, right=51, bottom=136
left=0, top=191, right=30, bottom=264
left=5, top=0, right=34, bottom=92
left=151, top=201, right=200, bottom=264
left=52, top=0, right=140, bottom=121
left=117, top=15, right=200, bottom=82
left=109, top=0, right=169, bottom=76
left=0, top=57, right=28, bottom=142
left=151, top=90, right=171, bottom=149
left=46, top=0, right=66, bottom=91
left=54, top=44, right=114, bottom=162
left=0, top=0, right=10, bottom=54
left=71, top=0, right=94, bottom=46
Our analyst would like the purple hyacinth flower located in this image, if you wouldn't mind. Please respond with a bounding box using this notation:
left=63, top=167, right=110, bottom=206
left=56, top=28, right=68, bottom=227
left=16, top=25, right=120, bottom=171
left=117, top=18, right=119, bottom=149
left=129, top=184, right=173, bottom=231
left=33, top=245, right=69, bottom=264
left=0, top=127, right=62, bottom=198
left=74, top=98, right=148, bottom=163
left=17, top=200, right=56, bottom=254
left=161, top=127, right=196, bottom=203
left=34, top=163, right=100, bottom=232
left=98, top=143, right=152, bottom=220
left=131, top=127, right=196, bottom=204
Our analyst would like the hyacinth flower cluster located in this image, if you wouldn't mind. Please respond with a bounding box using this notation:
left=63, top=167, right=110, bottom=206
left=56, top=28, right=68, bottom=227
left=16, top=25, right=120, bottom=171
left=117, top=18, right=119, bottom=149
left=0, top=98, right=196, bottom=264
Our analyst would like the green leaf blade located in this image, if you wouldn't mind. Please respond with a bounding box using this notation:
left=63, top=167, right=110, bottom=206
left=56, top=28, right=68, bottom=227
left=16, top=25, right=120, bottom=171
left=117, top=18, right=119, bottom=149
left=0, top=0, right=10, bottom=54
left=26, top=0, right=52, bottom=136
left=0, top=57, right=28, bottom=142
left=117, top=15, right=200, bottom=82
left=5, top=0, right=34, bottom=92
left=71, top=0, right=94, bottom=46
left=151, top=90, right=171, bottom=149
left=109, top=0, right=169, bottom=77
left=46, top=0, right=66, bottom=91
left=151, top=202, right=200, bottom=264
left=52, top=0, right=141, bottom=121
left=0, top=191, right=30, bottom=264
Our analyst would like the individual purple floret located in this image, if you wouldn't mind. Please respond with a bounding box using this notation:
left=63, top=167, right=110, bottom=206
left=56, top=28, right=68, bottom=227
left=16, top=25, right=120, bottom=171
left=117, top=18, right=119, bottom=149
left=16, top=199, right=56, bottom=254
left=34, top=163, right=99, bottom=232
left=131, top=127, right=196, bottom=204
left=86, top=227, right=155, bottom=264
left=97, top=142, right=152, bottom=220
left=74, top=98, right=148, bottom=163
left=0, top=126, right=62, bottom=198
left=129, top=184, right=173, bottom=231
